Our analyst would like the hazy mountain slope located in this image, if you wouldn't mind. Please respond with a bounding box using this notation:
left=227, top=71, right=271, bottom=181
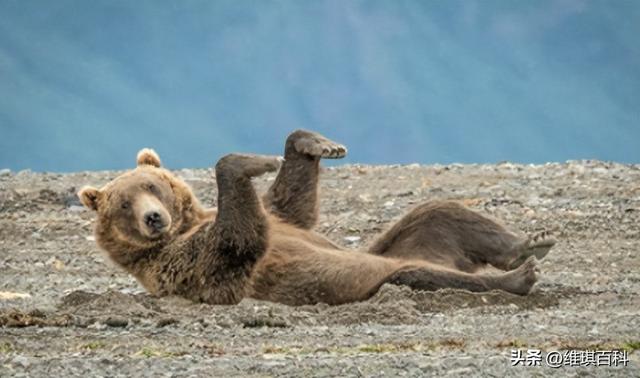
left=0, top=1, right=638, bottom=171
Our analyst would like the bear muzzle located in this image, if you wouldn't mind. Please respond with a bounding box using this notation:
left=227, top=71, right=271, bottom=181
left=141, top=210, right=170, bottom=237
left=135, top=194, right=172, bottom=238
left=144, top=211, right=166, bottom=230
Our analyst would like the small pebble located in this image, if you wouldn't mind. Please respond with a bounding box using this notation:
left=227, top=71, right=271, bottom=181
left=344, top=236, right=361, bottom=243
left=104, top=317, right=129, bottom=328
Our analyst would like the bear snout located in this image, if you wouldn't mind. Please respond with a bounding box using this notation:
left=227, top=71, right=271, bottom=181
left=144, top=211, right=165, bottom=231
left=135, top=194, right=172, bottom=237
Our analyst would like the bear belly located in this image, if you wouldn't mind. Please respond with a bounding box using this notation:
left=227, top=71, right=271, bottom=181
left=248, top=233, right=403, bottom=306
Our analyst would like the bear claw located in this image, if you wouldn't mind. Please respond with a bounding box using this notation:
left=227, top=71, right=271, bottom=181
left=290, top=130, right=347, bottom=159
left=507, top=230, right=557, bottom=270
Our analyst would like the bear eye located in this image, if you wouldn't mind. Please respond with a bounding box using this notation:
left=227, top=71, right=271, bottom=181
left=146, top=183, right=158, bottom=194
left=121, top=201, right=131, bottom=210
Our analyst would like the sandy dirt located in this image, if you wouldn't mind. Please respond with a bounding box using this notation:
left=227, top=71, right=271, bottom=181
left=0, top=161, right=639, bottom=377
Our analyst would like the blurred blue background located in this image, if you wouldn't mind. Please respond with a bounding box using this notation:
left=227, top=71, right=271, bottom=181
left=0, top=0, right=638, bottom=172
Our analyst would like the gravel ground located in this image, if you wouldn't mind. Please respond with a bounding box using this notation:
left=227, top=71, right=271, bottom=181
left=0, top=161, right=639, bottom=377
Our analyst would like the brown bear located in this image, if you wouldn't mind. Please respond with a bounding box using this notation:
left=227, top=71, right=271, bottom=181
left=78, top=130, right=556, bottom=306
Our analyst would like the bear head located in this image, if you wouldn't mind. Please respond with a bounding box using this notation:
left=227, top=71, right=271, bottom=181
left=78, top=148, right=204, bottom=266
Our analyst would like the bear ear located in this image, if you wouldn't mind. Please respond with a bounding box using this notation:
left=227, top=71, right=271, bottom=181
left=78, top=186, right=100, bottom=211
left=136, top=148, right=162, bottom=167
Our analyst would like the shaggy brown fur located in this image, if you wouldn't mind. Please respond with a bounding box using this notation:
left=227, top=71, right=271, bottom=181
left=79, top=130, right=556, bottom=305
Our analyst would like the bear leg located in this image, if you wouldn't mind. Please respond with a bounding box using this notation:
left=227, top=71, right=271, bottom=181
left=386, top=256, right=538, bottom=296
left=263, top=129, right=346, bottom=229
left=197, top=153, right=280, bottom=304
left=369, top=201, right=555, bottom=272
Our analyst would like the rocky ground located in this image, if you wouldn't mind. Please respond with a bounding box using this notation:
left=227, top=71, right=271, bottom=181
left=0, top=161, right=638, bottom=377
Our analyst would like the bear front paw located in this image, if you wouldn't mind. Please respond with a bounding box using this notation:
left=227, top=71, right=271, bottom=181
left=287, top=129, right=347, bottom=159
left=216, top=154, right=283, bottom=178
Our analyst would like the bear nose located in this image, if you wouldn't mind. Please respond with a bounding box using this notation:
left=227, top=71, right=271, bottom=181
left=144, top=211, right=164, bottom=230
